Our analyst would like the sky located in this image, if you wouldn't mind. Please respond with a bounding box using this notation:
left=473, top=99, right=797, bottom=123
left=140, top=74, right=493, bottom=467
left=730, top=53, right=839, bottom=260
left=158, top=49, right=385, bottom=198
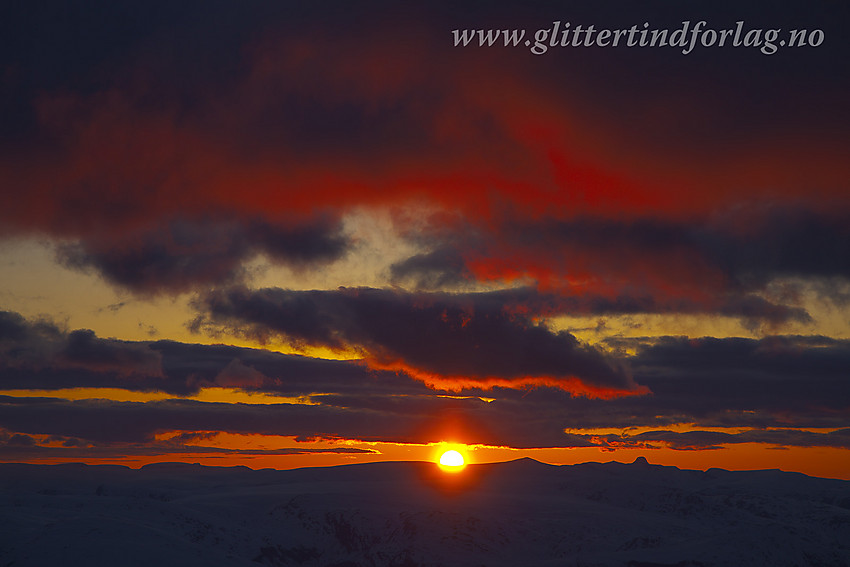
left=1, top=1, right=849, bottom=478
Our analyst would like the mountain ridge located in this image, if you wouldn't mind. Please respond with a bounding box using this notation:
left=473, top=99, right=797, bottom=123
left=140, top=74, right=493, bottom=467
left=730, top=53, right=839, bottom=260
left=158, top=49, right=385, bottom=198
left=1, top=458, right=848, bottom=566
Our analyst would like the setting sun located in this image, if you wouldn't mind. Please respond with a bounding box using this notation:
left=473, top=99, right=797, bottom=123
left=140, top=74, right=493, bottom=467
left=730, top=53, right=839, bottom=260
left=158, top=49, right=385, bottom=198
left=438, top=449, right=465, bottom=472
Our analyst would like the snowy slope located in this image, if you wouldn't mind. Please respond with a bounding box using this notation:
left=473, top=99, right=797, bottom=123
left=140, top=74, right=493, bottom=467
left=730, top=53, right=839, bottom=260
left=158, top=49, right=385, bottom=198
left=1, top=458, right=849, bottom=567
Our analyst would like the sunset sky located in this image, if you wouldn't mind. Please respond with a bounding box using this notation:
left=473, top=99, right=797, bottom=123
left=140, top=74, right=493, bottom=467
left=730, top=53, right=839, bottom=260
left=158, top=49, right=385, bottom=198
left=1, top=1, right=849, bottom=478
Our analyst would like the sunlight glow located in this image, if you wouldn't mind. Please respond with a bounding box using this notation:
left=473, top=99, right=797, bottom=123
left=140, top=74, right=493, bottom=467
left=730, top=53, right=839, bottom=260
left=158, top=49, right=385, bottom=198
left=438, top=449, right=465, bottom=472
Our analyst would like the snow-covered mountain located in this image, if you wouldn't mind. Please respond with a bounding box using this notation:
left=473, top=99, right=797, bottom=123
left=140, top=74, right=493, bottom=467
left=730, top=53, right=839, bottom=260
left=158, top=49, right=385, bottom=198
left=2, top=458, right=849, bottom=566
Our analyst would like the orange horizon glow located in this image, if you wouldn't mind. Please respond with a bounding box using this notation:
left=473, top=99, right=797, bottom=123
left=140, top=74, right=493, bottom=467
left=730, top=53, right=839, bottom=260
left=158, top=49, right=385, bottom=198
left=3, top=440, right=848, bottom=480
left=2, top=425, right=849, bottom=479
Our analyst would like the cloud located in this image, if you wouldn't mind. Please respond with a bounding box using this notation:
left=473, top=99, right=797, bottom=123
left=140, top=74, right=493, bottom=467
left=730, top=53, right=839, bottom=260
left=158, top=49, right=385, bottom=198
left=390, top=247, right=473, bottom=290
left=57, top=216, right=348, bottom=295
left=4, top=433, right=36, bottom=447
left=0, top=425, right=378, bottom=460
left=0, top=393, right=600, bottom=450
left=212, top=359, right=268, bottom=389
left=0, top=444, right=377, bottom=460
left=586, top=428, right=850, bottom=451
left=192, top=286, right=643, bottom=396
left=0, top=2, right=846, bottom=311
left=0, top=395, right=440, bottom=445
left=612, top=335, right=850, bottom=429
left=0, top=311, right=64, bottom=366
left=2, top=2, right=847, bottom=237
left=1, top=310, right=164, bottom=382
left=0, top=310, right=432, bottom=397
left=628, top=335, right=850, bottom=383
left=2, top=387, right=848, bottom=454
left=3, top=311, right=849, bottom=449
left=390, top=206, right=850, bottom=321
left=56, top=329, right=163, bottom=377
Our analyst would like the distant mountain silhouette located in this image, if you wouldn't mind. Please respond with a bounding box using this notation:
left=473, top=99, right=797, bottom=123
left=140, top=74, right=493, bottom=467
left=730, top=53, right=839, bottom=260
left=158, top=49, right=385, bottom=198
left=1, top=459, right=848, bottom=566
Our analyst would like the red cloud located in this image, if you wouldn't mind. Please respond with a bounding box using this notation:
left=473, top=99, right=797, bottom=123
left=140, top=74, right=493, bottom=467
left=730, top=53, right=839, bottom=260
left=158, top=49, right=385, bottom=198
left=4, top=19, right=847, bottom=248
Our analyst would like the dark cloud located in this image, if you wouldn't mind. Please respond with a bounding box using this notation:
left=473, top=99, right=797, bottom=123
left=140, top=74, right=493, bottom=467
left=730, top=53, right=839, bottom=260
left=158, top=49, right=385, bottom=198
left=3, top=311, right=849, bottom=448
left=0, top=444, right=376, bottom=460
left=0, top=310, right=63, bottom=346
left=0, top=392, right=601, bottom=450
left=542, top=207, right=850, bottom=283
left=153, top=340, right=431, bottom=397
left=57, top=216, right=348, bottom=295
left=57, top=329, right=163, bottom=377
left=0, top=425, right=378, bottom=460
left=390, top=247, right=473, bottom=290
left=0, top=395, right=442, bottom=445
left=192, top=286, right=641, bottom=395
left=629, top=335, right=850, bottom=382
left=1, top=310, right=163, bottom=381
left=698, top=206, right=850, bottom=286
left=2, top=1, right=847, bottom=244
left=310, top=393, right=600, bottom=449
left=2, top=388, right=848, bottom=454
left=0, top=311, right=432, bottom=397
left=396, top=206, right=848, bottom=316
left=586, top=428, right=850, bottom=451
left=374, top=204, right=850, bottom=340
left=0, top=1, right=846, bottom=320
left=5, top=433, right=36, bottom=447
left=608, top=335, right=850, bottom=430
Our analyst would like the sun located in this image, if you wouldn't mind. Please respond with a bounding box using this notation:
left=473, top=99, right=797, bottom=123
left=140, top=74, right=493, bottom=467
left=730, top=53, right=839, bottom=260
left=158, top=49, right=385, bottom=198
left=440, top=450, right=464, bottom=467
left=438, top=449, right=466, bottom=472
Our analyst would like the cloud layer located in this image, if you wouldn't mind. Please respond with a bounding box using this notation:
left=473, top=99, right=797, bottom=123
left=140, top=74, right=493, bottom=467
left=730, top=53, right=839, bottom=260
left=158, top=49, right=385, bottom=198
left=192, top=287, right=641, bottom=396
left=2, top=312, right=848, bottom=456
left=1, top=1, right=849, bottom=469
left=1, top=2, right=848, bottom=305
